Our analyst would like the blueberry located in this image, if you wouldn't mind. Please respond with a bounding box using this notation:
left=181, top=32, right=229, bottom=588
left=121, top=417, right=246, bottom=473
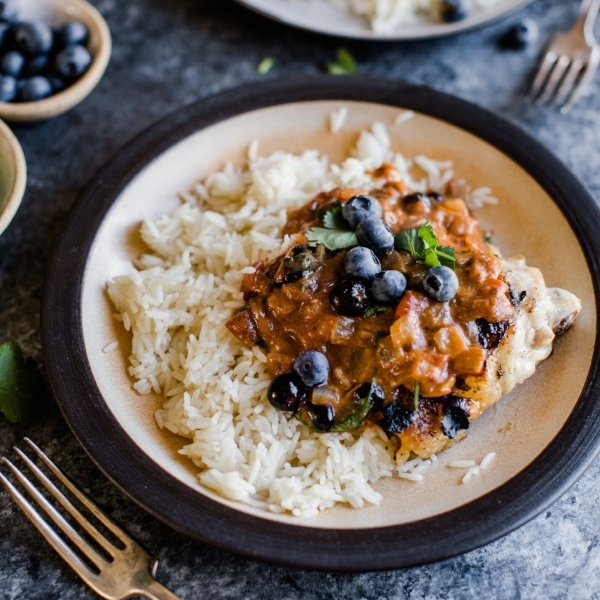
left=344, top=246, right=381, bottom=281
left=371, top=270, right=407, bottom=303
left=53, top=43, right=91, bottom=81
left=0, top=22, right=10, bottom=46
left=11, top=21, right=54, bottom=56
left=55, top=21, right=89, bottom=48
left=0, top=49, right=23, bottom=76
left=441, top=405, right=470, bottom=439
left=330, top=279, right=370, bottom=317
left=382, top=401, right=415, bottom=434
left=0, top=73, right=16, bottom=101
left=17, top=75, right=52, bottom=101
left=0, top=0, right=18, bottom=22
left=22, top=53, right=49, bottom=77
left=47, top=74, right=66, bottom=94
left=305, top=402, right=336, bottom=432
left=267, top=373, right=307, bottom=412
left=355, top=218, right=394, bottom=255
left=423, top=265, right=459, bottom=302
left=440, top=0, right=470, bottom=23
left=499, top=20, right=538, bottom=50
left=342, top=195, right=382, bottom=229
left=293, top=350, right=329, bottom=387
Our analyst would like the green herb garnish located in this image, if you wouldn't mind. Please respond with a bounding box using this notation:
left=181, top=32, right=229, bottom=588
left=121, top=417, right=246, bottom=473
left=307, top=202, right=358, bottom=251
left=373, top=331, right=388, bottom=347
left=0, top=342, right=45, bottom=426
left=256, top=56, right=274, bottom=75
left=330, top=381, right=376, bottom=432
left=364, top=305, right=389, bottom=318
left=306, top=228, right=357, bottom=251
left=394, top=221, right=456, bottom=270
left=325, top=48, right=357, bottom=75
left=413, top=381, right=421, bottom=412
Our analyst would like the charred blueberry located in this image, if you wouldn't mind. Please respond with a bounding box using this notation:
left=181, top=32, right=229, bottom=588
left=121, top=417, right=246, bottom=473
left=355, top=218, right=394, bottom=255
left=382, top=401, right=415, bottom=434
left=17, top=75, right=52, bottom=101
left=353, top=382, right=385, bottom=412
left=330, top=279, right=370, bottom=317
left=0, top=74, right=16, bottom=101
left=499, top=19, right=538, bottom=50
left=342, top=195, right=382, bottom=229
left=371, top=270, right=407, bottom=303
left=441, top=405, right=470, bottom=439
left=293, top=350, right=329, bottom=387
left=305, top=402, right=336, bottom=432
left=53, top=44, right=91, bottom=81
left=402, top=192, right=432, bottom=209
left=423, top=265, right=459, bottom=302
left=56, top=21, right=89, bottom=48
left=267, top=373, right=307, bottom=412
left=440, top=0, right=470, bottom=22
left=11, top=21, right=54, bottom=56
left=283, top=246, right=318, bottom=283
left=0, top=50, right=24, bottom=77
left=344, top=246, right=381, bottom=281
left=427, top=191, right=445, bottom=202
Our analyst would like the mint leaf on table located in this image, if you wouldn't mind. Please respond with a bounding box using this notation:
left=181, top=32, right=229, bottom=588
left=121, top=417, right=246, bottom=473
left=0, top=342, right=45, bottom=426
left=394, top=220, right=456, bottom=270
left=325, top=48, right=357, bottom=75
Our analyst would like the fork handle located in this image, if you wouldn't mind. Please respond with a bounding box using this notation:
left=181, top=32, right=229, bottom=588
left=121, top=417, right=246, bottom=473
left=133, top=577, right=181, bottom=600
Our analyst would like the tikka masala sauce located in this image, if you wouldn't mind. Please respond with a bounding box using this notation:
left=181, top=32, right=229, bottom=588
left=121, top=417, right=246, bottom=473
left=226, top=165, right=516, bottom=456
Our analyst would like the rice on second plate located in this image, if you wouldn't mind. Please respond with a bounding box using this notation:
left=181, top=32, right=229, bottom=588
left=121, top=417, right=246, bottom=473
left=107, top=123, right=483, bottom=517
left=326, top=0, right=503, bottom=32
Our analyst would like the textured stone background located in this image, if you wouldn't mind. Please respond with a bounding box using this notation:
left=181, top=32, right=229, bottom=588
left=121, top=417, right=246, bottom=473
left=0, top=0, right=599, bottom=598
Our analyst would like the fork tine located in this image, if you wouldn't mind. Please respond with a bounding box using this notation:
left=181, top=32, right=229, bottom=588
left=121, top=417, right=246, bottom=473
left=560, top=51, right=600, bottom=112
left=13, top=446, right=119, bottom=558
left=2, top=456, right=108, bottom=571
left=526, top=51, right=558, bottom=101
left=24, top=437, right=133, bottom=548
left=0, top=469, right=98, bottom=586
left=551, top=59, right=584, bottom=108
left=536, top=55, right=571, bottom=105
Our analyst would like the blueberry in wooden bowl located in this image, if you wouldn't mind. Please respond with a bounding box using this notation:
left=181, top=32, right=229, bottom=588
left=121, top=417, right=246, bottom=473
left=0, top=0, right=111, bottom=121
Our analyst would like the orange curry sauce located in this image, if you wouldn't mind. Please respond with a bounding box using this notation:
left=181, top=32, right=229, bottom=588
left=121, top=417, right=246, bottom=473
left=226, top=165, right=516, bottom=455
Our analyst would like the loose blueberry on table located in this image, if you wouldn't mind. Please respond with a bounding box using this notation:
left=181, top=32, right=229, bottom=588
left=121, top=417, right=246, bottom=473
left=0, top=3, right=92, bottom=103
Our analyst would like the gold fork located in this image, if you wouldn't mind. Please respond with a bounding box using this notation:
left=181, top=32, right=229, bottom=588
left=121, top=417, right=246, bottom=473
left=0, top=438, right=180, bottom=600
left=526, top=0, right=600, bottom=112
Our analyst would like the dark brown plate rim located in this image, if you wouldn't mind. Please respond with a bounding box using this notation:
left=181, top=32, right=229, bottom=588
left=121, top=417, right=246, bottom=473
left=41, top=76, right=600, bottom=572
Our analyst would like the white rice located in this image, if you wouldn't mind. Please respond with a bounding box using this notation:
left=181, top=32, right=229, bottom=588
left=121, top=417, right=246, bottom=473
left=327, top=0, right=503, bottom=33
left=448, top=452, right=497, bottom=484
left=107, top=122, right=492, bottom=516
left=329, top=107, right=349, bottom=133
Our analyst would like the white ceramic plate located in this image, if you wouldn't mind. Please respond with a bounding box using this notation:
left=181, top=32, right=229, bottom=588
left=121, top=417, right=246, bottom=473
left=42, top=77, right=600, bottom=570
left=234, top=0, right=533, bottom=40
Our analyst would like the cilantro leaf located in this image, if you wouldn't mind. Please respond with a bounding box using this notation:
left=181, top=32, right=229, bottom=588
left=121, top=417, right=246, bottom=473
left=364, top=305, right=389, bottom=318
left=394, top=220, right=456, bottom=270
left=0, top=342, right=45, bottom=426
left=306, top=227, right=357, bottom=251
left=318, top=202, right=346, bottom=229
